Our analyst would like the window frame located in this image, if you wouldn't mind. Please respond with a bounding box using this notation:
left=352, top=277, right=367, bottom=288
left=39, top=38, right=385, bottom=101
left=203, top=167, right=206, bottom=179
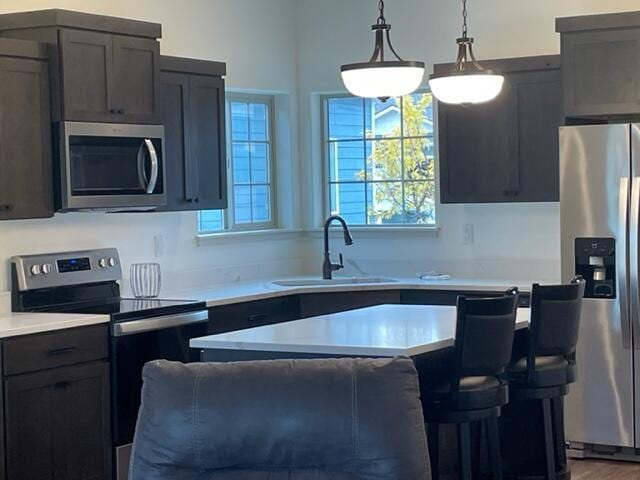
left=198, top=93, right=277, bottom=234
left=320, top=90, right=437, bottom=229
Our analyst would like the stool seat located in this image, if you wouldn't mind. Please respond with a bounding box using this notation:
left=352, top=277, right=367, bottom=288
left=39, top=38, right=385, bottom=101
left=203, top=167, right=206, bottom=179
left=509, top=355, right=576, bottom=388
left=427, top=376, right=508, bottom=412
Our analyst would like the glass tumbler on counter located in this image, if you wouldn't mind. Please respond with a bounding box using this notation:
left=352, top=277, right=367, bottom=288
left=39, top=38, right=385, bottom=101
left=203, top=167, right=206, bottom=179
left=130, top=263, right=161, bottom=298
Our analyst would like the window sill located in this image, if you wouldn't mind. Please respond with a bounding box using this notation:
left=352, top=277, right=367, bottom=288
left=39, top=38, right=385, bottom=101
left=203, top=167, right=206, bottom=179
left=196, top=228, right=303, bottom=246
left=302, top=225, right=440, bottom=239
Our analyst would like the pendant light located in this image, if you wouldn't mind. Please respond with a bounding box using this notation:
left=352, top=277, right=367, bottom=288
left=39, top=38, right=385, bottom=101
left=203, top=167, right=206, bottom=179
left=341, top=0, right=425, bottom=101
left=429, top=0, right=504, bottom=105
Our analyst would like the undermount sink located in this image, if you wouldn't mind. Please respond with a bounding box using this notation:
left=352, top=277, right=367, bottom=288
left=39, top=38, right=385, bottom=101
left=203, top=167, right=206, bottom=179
left=271, top=277, right=397, bottom=287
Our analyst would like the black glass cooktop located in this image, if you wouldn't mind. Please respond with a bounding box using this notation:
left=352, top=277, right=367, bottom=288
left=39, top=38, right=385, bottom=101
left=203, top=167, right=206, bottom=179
left=55, top=298, right=206, bottom=322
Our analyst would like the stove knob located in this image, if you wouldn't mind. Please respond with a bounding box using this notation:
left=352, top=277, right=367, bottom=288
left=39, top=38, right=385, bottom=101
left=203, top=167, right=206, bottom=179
left=98, top=258, right=107, bottom=268
left=41, top=264, right=52, bottom=275
left=108, top=257, right=117, bottom=267
left=30, top=264, right=41, bottom=276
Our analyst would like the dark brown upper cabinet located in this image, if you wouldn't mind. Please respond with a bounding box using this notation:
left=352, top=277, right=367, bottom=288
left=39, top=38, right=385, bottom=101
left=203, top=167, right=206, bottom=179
left=0, top=9, right=161, bottom=124
left=158, top=56, right=227, bottom=211
left=0, top=39, right=53, bottom=221
left=557, top=11, right=640, bottom=119
left=436, top=55, right=562, bottom=204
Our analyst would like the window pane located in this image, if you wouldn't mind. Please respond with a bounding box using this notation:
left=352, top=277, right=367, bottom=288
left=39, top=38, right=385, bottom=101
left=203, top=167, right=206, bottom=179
left=402, top=93, right=433, bottom=137
left=329, top=141, right=364, bottom=182
left=330, top=183, right=366, bottom=224
left=234, top=186, right=252, bottom=224
left=404, top=181, right=436, bottom=224
left=365, top=97, right=401, bottom=138
left=366, top=139, right=402, bottom=181
left=252, top=185, right=270, bottom=222
left=198, top=210, right=224, bottom=231
left=232, top=142, right=250, bottom=184
left=327, top=97, right=364, bottom=140
left=249, top=103, right=267, bottom=141
left=367, top=182, right=403, bottom=224
left=403, top=138, right=434, bottom=181
left=325, top=91, right=435, bottom=227
left=250, top=143, right=269, bottom=183
left=231, top=102, right=249, bottom=141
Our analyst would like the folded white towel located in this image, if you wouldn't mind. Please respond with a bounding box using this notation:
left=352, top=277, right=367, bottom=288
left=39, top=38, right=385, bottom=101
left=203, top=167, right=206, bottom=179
left=416, top=271, right=451, bottom=281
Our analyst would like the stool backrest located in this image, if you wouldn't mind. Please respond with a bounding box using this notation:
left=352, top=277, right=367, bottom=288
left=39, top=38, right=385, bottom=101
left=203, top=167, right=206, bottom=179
left=528, top=277, right=586, bottom=369
left=451, top=291, right=519, bottom=391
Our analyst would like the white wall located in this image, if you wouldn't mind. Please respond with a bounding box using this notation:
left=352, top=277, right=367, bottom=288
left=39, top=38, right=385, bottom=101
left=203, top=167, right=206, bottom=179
left=295, top=0, right=640, bottom=282
left=0, top=0, right=304, bottom=294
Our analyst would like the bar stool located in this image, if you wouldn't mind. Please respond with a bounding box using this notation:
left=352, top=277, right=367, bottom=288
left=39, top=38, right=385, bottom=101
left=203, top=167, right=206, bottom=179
left=507, top=277, right=585, bottom=480
left=424, top=289, right=519, bottom=480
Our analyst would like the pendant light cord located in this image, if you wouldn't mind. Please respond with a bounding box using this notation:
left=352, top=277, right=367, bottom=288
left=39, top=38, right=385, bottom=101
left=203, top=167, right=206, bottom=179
left=461, top=0, right=468, bottom=39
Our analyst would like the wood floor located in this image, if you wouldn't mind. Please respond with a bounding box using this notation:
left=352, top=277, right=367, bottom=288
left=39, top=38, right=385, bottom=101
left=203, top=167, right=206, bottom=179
left=570, top=458, right=640, bottom=479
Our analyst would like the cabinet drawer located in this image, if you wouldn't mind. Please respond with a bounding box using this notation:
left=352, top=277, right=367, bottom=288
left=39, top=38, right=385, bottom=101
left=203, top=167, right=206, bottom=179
left=209, top=296, right=301, bottom=334
left=3, top=324, right=109, bottom=376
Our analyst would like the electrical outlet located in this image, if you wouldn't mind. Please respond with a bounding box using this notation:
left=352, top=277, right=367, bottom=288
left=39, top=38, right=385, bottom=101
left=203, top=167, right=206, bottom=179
left=153, top=234, right=165, bottom=258
left=463, top=224, right=474, bottom=245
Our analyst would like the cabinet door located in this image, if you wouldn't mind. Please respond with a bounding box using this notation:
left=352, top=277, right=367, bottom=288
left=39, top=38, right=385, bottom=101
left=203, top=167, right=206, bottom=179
left=0, top=57, right=52, bottom=220
left=188, top=75, right=227, bottom=209
left=112, top=35, right=160, bottom=123
left=562, top=29, right=640, bottom=117
left=438, top=84, right=512, bottom=203
left=509, top=70, right=563, bottom=202
left=299, top=291, right=401, bottom=318
left=158, top=71, right=192, bottom=210
left=59, top=29, right=115, bottom=122
left=4, top=362, right=111, bottom=480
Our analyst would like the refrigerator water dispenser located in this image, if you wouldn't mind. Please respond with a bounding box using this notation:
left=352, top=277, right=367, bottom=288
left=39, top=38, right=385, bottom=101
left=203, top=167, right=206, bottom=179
left=575, top=237, right=616, bottom=298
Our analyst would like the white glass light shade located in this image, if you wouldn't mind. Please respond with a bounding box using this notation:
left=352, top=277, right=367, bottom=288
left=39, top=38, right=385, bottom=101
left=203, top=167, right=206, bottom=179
left=341, top=64, right=424, bottom=99
left=429, top=73, right=504, bottom=105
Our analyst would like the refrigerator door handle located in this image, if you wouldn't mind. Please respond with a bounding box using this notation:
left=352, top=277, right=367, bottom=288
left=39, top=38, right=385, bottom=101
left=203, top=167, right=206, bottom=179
left=632, top=176, right=640, bottom=350
left=621, top=176, right=632, bottom=350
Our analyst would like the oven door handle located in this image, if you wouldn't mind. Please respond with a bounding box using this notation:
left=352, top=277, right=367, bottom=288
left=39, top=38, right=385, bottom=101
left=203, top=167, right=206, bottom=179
left=144, top=139, right=159, bottom=195
left=111, top=310, right=208, bottom=336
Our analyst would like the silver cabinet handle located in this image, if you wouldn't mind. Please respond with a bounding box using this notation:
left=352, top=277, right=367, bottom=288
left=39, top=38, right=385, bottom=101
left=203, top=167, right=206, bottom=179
left=145, top=138, right=159, bottom=195
left=621, top=177, right=632, bottom=349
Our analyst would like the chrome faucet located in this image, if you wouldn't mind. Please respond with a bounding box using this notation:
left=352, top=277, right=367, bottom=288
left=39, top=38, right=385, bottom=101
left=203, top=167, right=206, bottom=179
left=322, top=215, right=354, bottom=280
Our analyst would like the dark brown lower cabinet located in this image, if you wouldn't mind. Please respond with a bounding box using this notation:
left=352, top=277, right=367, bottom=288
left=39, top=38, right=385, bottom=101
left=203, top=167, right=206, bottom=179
left=299, top=290, right=402, bottom=318
left=209, top=296, right=301, bottom=334
left=4, top=361, right=111, bottom=480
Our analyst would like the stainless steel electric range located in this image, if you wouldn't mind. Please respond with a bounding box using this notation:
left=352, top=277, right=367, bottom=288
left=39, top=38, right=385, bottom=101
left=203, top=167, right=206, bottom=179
left=10, top=248, right=209, bottom=480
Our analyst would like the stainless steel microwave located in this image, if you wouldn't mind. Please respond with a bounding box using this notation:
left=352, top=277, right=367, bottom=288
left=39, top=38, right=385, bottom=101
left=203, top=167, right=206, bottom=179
left=55, top=122, right=166, bottom=211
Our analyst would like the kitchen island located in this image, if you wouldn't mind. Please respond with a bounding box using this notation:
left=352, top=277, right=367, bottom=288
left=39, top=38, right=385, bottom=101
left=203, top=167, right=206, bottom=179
left=190, top=303, right=530, bottom=361
left=191, top=303, right=533, bottom=478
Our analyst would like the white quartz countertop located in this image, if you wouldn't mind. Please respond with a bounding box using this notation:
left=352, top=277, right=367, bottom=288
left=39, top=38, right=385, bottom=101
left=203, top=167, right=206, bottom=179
left=162, top=276, right=541, bottom=308
left=190, top=304, right=531, bottom=357
left=0, top=312, right=110, bottom=339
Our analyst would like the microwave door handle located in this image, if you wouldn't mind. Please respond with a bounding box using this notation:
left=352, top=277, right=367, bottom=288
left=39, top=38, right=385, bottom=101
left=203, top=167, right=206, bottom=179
left=144, top=139, right=159, bottom=194
left=137, top=142, right=149, bottom=191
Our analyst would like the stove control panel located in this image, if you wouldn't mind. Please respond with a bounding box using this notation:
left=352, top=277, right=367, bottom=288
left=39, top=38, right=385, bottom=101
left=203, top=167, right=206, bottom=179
left=11, top=248, right=122, bottom=291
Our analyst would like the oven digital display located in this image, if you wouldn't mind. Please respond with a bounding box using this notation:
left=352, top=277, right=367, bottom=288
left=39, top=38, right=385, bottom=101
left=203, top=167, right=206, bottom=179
left=57, top=257, right=91, bottom=273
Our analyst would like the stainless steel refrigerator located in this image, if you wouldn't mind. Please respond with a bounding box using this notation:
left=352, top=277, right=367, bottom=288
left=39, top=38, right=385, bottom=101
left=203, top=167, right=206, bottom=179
left=561, top=124, right=640, bottom=457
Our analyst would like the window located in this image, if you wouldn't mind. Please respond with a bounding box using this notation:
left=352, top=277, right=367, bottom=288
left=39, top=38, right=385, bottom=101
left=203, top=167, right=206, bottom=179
left=198, top=95, right=275, bottom=233
left=324, top=92, right=435, bottom=226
